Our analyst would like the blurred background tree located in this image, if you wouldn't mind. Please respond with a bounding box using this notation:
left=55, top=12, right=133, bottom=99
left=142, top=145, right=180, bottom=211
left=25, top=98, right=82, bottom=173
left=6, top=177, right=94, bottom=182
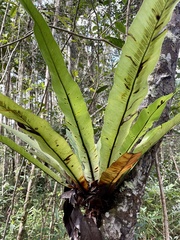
left=0, top=0, right=179, bottom=239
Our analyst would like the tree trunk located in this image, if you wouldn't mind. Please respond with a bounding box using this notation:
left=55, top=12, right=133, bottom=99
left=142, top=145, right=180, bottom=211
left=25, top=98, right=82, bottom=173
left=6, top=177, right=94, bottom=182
left=17, top=164, right=35, bottom=240
left=100, top=4, right=180, bottom=240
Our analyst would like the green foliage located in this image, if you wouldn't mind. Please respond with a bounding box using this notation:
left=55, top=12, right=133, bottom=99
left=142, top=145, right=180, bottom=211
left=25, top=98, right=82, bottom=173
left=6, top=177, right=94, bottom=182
left=0, top=0, right=180, bottom=191
left=119, top=93, right=174, bottom=155
left=0, top=170, right=68, bottom=240
left=0, top=0, right=180, bottom=239
left=0, top=134, right=64, bottom=185
left=0, top=93, right=84, bottom=186
left=99, top=0, right=179, bottom=173
left=135, top=135, right=180, bottom=239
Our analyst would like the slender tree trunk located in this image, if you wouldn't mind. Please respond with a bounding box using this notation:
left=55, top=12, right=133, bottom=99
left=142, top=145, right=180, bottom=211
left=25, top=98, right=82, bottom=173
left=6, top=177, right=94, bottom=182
left=155, top=151, right=170, bottom=239
left=17, top=164, right=35, bottom=240
left=100, top=4, right=180, bottom=240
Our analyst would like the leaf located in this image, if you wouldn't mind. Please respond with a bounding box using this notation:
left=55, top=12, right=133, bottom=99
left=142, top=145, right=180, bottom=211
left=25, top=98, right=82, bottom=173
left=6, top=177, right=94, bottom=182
left=63, top=199, right=103, bottom=240
left=99, top=0, right=179, bottom=175
left=1, top=123, right=64, bottom=175
left=80, top=216, right=103, bottom=240
left=0, top=135, right=66, bottom=186
left=10, top=5, right=18, bottom=18
left=119, top=93, right=173, bottom=155
left=122, top=0, right=128, bottom=4
left=134, top=113, right=180, bottom=154
left=99, top=152, right=141, bottom=190
left=96, top=85, right=109, bottom=94
left=0, top=93, right=88, bottom=189
left=115, top=21, right=126, bottom=34
left=19, top=0, right=98, bottom=182
left=105, top=36, right=124, bottom=48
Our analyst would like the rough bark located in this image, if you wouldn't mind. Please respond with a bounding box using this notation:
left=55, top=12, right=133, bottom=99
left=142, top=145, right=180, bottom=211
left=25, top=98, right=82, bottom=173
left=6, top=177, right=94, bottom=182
left=100, top=4, right=180, bottom=240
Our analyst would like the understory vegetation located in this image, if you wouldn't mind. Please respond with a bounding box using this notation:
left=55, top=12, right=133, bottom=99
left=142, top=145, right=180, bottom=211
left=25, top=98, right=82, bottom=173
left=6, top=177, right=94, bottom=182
left=1, top=131, right=180, bottom=239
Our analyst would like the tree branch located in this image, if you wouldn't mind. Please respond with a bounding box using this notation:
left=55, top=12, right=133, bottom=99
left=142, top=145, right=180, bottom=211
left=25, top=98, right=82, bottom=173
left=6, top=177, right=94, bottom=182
left=0, top=27, right=121, bottom=51
left=49, top=25, right=121, bottom=50
left=0, top=31, right=33, bottom=49
left=155, top=150, right=170, bottom=240
left=125, top=0, right=132, bottom=35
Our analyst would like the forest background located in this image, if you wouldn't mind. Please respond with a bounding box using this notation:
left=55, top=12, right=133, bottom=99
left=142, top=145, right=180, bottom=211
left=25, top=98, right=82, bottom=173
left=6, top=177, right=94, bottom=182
left=0, top=0, right=180, bottom=239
